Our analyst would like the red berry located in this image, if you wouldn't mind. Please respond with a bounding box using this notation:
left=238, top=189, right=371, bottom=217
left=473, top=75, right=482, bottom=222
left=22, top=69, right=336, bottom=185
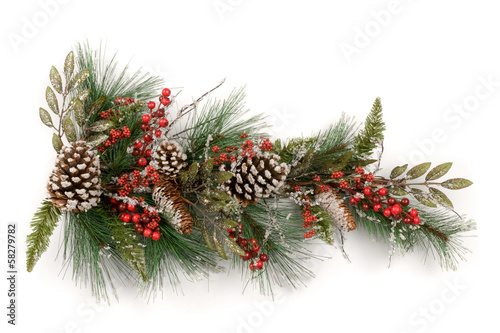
left=363, top=187, right=372, bottom=195
left=260, top=254, right=268, bottom=262
left=157, top=109, right=165, bottom=117
left=362, top=203, right=370, bottom=211
left=239, top=238, right=249, bottom=247
left=373, top=204, right=382, bottom=212
left=145, top=149, right=152, bottom=157
left=403, top=217, right=413, bottom=225
left=226, top=228, right=234, bottom=233
left=120, top=213, right=131, bottom=223
left=250, top=238, right=258, bottom=246
left=127, top=204, right=136, bottom=212
left=143, top=134, right=152, bottom=142
left=138, top=157, right=147, bottom=166
left=132, top=214, right=140, bottom=223
left=371, top=195, right=381, bottom=204
left=252, top=245, right=261, bottom=252
left=391, top=204, right=402, bottom=215
left=255, top=260, right=264, bottom=269
left=388, top=197, right=396, bottom=205
left=383, top=208, right=392, bottom=217
left=151, top=231, right=161, bottom=241
left=413, top=217, right=421, bottom=225
left=110, top=205, right=118, bottom=213
left=159, top=118, right=168, bottom=127
left=134, top=140, right=143, bottom=149
left=241, top=251, right=251, bottom=261
left=356, top=183, right=364, bottom=191
left=162, top=88, right=171, bottom=97
left=135, top=225, right=144, bottom=234
left=249, top=262, right=255, bottom=271
left=142, top=114, right=151, bottom=123
left=143, top=228, right=152, bottom=237
left=118, top=202, right=127, bottom=212
left=140, top=123, right=150, bottom=132
left=110, top=198, right=118, bottom=204
left=401, top=198, right=410, bottom=206
left=132, top=148, right=140, bottom=156
left=409, top=209, right=418, bottom=217
left=350, top=197, right=357, bottom=205
left=162, top=98, right=171, bottom=106
left=378, top=188, right=387, bottom=196
left=155, top=129, right=162, bottom=137
left=147, top=102, right=156, bottom=109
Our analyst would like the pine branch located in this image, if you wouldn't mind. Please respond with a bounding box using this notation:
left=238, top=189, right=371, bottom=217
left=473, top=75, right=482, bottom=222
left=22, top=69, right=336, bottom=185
left=26, top=200, right=62, bottom=272
left=354, top=97, right=386, bottom=157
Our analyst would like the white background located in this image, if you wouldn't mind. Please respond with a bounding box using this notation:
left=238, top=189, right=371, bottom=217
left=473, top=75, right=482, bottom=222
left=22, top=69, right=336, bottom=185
left=1, top=1, right=498, bottom=332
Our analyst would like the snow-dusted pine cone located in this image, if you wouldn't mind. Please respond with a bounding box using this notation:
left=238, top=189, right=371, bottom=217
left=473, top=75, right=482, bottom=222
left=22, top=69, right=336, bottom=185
left=47, top=141, right=101, bottom=213
left=150, top=139, right=187, bottom=178
left=152, top=178, right=193, bottom=234
left=220, top=151, right=290, bottom=206
left=315, top=189, right=356, bottom=232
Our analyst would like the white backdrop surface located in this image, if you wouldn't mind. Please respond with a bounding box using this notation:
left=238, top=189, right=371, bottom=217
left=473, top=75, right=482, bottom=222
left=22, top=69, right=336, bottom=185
left=1, top=1, right=497, bottom=332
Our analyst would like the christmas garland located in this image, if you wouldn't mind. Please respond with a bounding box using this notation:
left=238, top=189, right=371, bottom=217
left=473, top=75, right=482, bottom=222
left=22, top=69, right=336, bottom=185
left=27, top=44, right=475, bottom=302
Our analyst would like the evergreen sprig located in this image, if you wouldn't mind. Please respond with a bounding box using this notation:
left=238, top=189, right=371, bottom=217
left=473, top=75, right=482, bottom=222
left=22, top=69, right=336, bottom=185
left=26, top=200, right=61, bottom=272
left=354, top=97, right=385, bottom=157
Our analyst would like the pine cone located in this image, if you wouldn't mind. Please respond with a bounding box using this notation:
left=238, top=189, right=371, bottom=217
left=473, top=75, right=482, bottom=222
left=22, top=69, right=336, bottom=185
left=152, top=178, right=193, bottom=234
left=47, top=141, right=101, bottom=213
left=150, top=139, right=187, bottom=178
left=220, top=151, right=290, bottom=206
left=315, top=188, right=356, bottom=232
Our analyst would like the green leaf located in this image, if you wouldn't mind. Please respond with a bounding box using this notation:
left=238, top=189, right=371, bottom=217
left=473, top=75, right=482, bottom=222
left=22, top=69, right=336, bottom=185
left=224, top=236, right=246, bottom=256
left=215, top=171, right=233, bottom=184
left=199, top=158, right=214, bottom=179
left=220, top=218, right=238, bottom=229
left=72, top=98, right=85, bottom=127
left=26, top=200, right=61, bottom=272
left=87, top=96, right=107, bottom=117
left=179, top=162, right=199, bottom=187
left=52, top=133, right=62, bottom=152
left=86, top=134, right=108, bottom=147
left=442, top=178, right=473, bottom=190
left=50, top=66, right=63, bottom=94
left=354, top=159, right=378, bottom=167
left=64, top=51, right=74, bottom=80
left=45, top=87, right=59, bottom=115
left=201, top=224, right=215, bottom=251
left=67, top=69, right=89, bottom=92
left=63, top=115, right=76, bottom=142
left=406, top=162, right=431, bottom=180
left=213, top=234, right=228, bottom=260
left=39, top=108, right=53, bottom=128
left=88, top=119, right=114, bottom=132
left=412, top=188, right=437, bottom=208
left=426, top=162, right=452, bottom=181
left=429, top=187, right=454, bottom=208
left=390, top=164, right=408, bottom=179
left=389, top=186, right=408, bottom=196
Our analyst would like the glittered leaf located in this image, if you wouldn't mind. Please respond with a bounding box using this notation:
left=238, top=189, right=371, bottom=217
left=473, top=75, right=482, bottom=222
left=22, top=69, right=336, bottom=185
left=426, top=162, right=452, bottom=181
left=52, top=133, right=62, bottom=152
left=76, top=89, right=90, bottom=102
left=224, top=235, right=245, bottom=256
left=50, top=66, right=63, bottom=94
left=442, top=178, right=473, bottom=190
left=355, top=159, right=378, bottom=167
left=215, top=171, right=233, bottom=184
left=39, top=108, right=53, bottom=128
left=63, top=115, right=76, bottom=143
left=86, top=134, right=108, bottom=147
left=88, top=96, right=107, bottom=117
left=88, top=120, right=114, bottom=132
left=429, top=187, right=454, bottom=208
left=72, top=99, right=85, bottom=127
left=406, top=162, right=431, bottom=180
left=201, top=224, right=215, bottom=251
left=389, top=186, right=408, bottom=196
left=412, top=188, right=437, bottom=208
left=179, top=162, right=199, bottom=186
left=199, top=158, right=214, bottom=179
left=213, top=234, right=228, bottom=260
left=220, top=218, right=238, bottom=229
left=390, top=164, right=408, bottom=179
left=320, top=163, right=344, bottom=173
left=67, top=70, right=89, bottom=92
left=45, top=87, right=59, bottom=115
left=63, top=51, right=74, bottom=80
left=338, top=151, right=354, bottom=163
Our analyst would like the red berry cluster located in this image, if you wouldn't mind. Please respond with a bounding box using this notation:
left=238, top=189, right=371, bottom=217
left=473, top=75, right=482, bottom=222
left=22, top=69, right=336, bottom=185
left=239, top=131, right=249, bottom=139
left=117, top=166, right=160, bottom=197
left=132, top=88, right=172, bottom=165
left=97, top=126, right=131, bottom=152
left=312, top=174, right=320, bottom=182
left=258, top=137, right=273, bottom=151
left=114, top=97, right=135, bottom=106
left=110, top=198, right=161, bottom=241
left=241, top=139, right=255, bottom=157
left=99, top=108, right=118, bottom=119
left=227, top=224, right=268, bottom=271
left=331, top=171, right=344, bottom=179
left=302, top=196, right=317, bottom=238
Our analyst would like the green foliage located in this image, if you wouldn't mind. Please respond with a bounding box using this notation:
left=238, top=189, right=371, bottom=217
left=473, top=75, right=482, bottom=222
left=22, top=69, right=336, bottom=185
left=354, top=97, right=386, bottom=157
left=26, top=200, right=61, bottom=272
